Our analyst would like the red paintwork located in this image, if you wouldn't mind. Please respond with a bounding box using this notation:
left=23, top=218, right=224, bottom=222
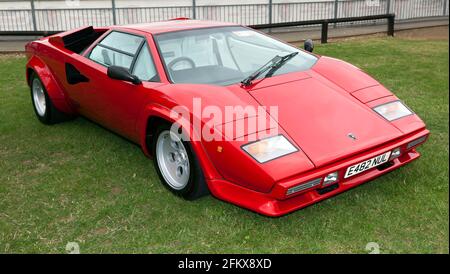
left=25, top=20, right=429, bottom=216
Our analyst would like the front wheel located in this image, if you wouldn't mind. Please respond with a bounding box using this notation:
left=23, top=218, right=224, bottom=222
left=152, top=123, right=209, bottom=200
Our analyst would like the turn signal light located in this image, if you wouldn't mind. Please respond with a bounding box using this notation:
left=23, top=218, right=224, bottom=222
left=407, top=136, right=427, bottom=150
left=286, top=178, right=321, bottom=195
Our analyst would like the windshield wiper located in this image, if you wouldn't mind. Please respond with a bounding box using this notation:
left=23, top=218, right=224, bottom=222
left=240, top=52, right=299, bottom=87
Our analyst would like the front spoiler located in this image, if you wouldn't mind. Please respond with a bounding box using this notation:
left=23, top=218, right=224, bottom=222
left=206, top=129, right=429, bottom=217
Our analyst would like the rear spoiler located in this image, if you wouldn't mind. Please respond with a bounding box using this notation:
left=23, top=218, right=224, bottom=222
left=48, top=26, right=106, bottom=52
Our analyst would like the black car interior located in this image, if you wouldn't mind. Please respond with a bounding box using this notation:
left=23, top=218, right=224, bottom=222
left=61, top=26, right=106, bottom=54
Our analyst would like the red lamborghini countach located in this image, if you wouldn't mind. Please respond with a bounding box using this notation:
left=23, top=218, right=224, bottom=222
left=25, top=19, right=429, bottom=216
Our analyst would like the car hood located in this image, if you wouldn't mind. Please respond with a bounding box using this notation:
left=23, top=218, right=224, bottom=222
left=247, top=68, right=403, bottom=167
left=310, top=56, right=380, bottom=92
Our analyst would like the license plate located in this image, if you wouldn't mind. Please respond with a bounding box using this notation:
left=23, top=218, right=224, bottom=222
left=344, top=151, right=392, bottom=179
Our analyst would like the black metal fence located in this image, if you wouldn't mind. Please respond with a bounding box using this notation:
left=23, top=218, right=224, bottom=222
left=251, top=13, right=396, bottom=43
left=0, top=0, right=448, bottom=32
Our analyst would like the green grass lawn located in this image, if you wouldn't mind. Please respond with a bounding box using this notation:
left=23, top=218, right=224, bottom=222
left=0, top=36, right=448, bottom=254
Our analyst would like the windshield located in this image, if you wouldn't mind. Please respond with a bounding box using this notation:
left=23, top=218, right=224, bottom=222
left=155, top=26, right=318, bottom=86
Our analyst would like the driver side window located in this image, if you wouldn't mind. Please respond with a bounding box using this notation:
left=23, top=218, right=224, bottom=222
left=89, top=31, right=159, bottom=82
left=89, top=31, right=143, bottom=69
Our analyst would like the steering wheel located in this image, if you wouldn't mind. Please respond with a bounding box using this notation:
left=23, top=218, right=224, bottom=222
left=168, top=57, right=196, bottom=71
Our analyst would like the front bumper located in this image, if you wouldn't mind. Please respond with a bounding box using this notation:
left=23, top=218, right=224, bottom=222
left=207, top=128, right=429, bottom=217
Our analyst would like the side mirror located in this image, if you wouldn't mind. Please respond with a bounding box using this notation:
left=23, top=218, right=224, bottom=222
left=107, top=66, right=141, bottom=85
left=304, top=39, right=314, bottom=53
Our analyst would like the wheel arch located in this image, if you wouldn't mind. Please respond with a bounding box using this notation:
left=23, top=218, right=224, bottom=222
left=26, top=55, right=76, bottom=114
left=26, top=67, right=34, bottom=87
left=137, top=103, right=221, bottom=181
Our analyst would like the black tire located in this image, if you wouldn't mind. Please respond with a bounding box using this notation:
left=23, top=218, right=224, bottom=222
left=29, top=72, right=72, bottom=125
left=152, top=122, right=209, bottom=200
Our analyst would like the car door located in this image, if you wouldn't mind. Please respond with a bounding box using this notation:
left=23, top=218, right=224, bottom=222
left=66, top=30, right=162, bottom=142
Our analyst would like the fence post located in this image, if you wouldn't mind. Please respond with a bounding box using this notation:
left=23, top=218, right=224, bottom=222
left=111, top=0, right=117, bottom=25
left=267, top=0, right=273, bottom=33
left=386, top=0, right=391, bottom=14
left=268, top=0, right=273, bottom=25
left=387, top=14, right=395, bottom=36
left=192, top=0, right=196, bottom=19
left=30, top=0, right=37, bottom=31
left=321, top=22, right=328, bottom=43
left=444, top=0, right=448, bottom=16
left=333, top=0, right=338, bottom=28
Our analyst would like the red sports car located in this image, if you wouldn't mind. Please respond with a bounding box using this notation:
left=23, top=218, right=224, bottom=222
left=25, top=19, right=429, bottom=217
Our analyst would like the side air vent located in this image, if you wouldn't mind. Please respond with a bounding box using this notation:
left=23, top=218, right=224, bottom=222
left=65, top=63, right=89, bottom=85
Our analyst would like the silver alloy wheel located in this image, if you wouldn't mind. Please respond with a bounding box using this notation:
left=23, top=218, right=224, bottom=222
left=156, top=130, right=190, bottom=190
left=32, top=78, right=46, bottom=116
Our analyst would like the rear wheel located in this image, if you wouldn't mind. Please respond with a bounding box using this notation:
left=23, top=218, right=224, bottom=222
left=152, top=123, right=209, bottom=200
left=30, top=73, right=71, bottom=124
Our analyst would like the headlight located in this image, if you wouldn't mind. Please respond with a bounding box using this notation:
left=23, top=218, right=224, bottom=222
left=242, top=135, right=298, bottom=163
left=373, top=101, right=413, bottom=121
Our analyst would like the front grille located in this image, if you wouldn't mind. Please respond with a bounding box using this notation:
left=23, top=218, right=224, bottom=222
left=376, top=161, right=395, bottom=171
left=286, top=178, right=322, bottom=196
left=317, top=183, right=339, bottom=195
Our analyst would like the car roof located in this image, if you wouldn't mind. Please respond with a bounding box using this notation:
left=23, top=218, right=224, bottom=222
left=118, top=19, right=239, bottom=35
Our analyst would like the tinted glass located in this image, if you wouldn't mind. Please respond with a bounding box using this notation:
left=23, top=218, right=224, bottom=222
left=100, top=31, right=143, bottom=55
left=89, top=46, right=133, bottom=68
left=132, top=44, right=158, bottom=81
left=89, top=31, right=143, bottom=69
